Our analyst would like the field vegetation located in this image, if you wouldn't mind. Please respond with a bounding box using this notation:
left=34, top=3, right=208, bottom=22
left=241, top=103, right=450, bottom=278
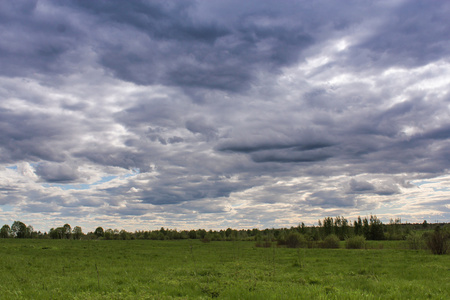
left=1, top=216, right=449, bottom=299
left=0, top=239, right=449, bottom=299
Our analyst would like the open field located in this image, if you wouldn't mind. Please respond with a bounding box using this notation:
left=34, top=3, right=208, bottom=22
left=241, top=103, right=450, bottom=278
left=0, top=239, right=449, bottom=299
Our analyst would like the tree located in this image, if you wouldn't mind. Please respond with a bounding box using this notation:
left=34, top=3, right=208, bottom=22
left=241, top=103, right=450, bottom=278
left=354, top=216, right=363, bottom=236
left=94, top=227, right=104, bottom=238
left=72, top=226, right=83, bottom=240
left=300, top=222, right=307, bottom=235
left=310, top=226, right=320, bottom=241
left=340, top=217, right=350, bottom=240
left=49, top=228, right=57, bottom=239
left=1, top=224, right=11, bottom=238
left=188, top=230, right=197, bottom=239
left=11, top=221, right=27, bottom=238
left=49, top=227, right=65, bottom=239
left=387, top=218, right=402, bottom=240
left=104, top=229, right=114, bottom=240
left=225, top=228, right=233, bottom=238
left=369, top=215, right=384, bottom=240
left=63, top=224, right=72, bottom=239
left=119, top=229, right=131, bottom=240
left=334, top=216, right=342, bottom=239
left=159, top=227, right=166, bottom=237
left=322, top=217, right=334, bottom=237
left=362, top=217, right=370, bottom=239
left=196, top=229, right=207, bottom=239
left=334, top=216, right=349, bottom=240
left=26, top=225, right=34, bottom=238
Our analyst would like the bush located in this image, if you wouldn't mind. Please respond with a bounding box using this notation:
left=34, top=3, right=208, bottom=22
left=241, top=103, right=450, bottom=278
left=322, top=234, right=340, bottom=248
left=345, top=235, right=366, bottom=249
left=201, top=234, right=211, bottom=243
left=285, top=232, right=307, bottom=248
left=426, top=227, right=449, bottom=255
left=307, top=240, right=319, bottom=248
left=255, top=237, right=272, bottom=248
left=406, top=232, right=425, bottom=250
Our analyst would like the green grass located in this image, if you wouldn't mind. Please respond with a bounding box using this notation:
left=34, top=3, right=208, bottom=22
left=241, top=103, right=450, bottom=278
left=0, top=239, right=449, bottom=299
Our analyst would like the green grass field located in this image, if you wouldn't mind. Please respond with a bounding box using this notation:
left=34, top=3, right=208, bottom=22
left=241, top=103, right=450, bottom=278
left=0, top=239, right=449, bottom=299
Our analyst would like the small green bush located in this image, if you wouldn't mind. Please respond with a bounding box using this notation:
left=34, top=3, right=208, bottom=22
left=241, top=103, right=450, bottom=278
left=262, top=241, right=272, bottom=248
left=285, top=232, right=307, bottom=248
left=255, top=239, right=272, bottom=248
left=345, top=235, right=366, bottom=249
left=406, top=232, right=424, bottom=250
left=307, top=240, right=319, bottom=248
left=322, top=234, right=340, bottom=248
left=201, top=234, right=211, bottom=243
left=426, top=227, right=449, bottom=255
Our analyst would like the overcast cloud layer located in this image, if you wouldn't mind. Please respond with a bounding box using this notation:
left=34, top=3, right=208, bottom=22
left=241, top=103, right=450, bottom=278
left=1, top=0, right=450, bottom=232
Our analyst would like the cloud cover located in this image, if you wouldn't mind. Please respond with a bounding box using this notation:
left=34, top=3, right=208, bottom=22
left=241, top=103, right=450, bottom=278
left=1, top=0, right=449, bottom=231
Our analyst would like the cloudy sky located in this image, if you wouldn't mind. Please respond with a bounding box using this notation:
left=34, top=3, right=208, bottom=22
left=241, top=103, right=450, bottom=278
left=1, top=0, right=450, bottom=232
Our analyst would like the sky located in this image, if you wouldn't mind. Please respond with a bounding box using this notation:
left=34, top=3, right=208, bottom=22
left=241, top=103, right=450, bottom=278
left=1, top=0, right=450, bottom=233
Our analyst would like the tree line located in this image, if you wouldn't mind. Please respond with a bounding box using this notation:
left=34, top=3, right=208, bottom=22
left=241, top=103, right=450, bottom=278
left=0, top=215, right=442, bottom=242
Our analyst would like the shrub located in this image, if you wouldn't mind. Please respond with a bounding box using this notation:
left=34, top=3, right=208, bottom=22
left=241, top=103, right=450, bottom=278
left=285, top=232, right=307, bottom=248
left=322, top=234, right=340, bottom=248
left=426, top=227, right=449, bottom=255
left=201, top=234, right=211, bottom=243
left=406, top=232, right=425, bottom=250
left=307, top=240, right=319, bottom=248
left=263, top=240, right=272, bottom=248
left=345, top=235, right=366, bottom=249
left=255, top=239, right=272, bottom=248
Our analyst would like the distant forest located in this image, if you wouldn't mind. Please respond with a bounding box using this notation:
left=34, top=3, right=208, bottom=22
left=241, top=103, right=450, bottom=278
left=1, top=215, right=448, bottom=243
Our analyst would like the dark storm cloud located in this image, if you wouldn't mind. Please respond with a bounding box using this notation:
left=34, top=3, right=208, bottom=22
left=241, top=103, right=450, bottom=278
left=0, top=108, right=72, bottom=163
left=74, top=146, right=150, bottom=172
left=185, top=118, right=218, bottom=140
left=216, top=128, right=335, bottom=163
left=75, top=0, right=314, bottom=91
left=135, top=175, right=248, bottom=206
left=115, top=100, right=178, bottom=128
left=2, top=0, right=449, bottom=91
left=0, top=0, right=315, bottom=92
left=213, top=92, right=445, bottom=170
left=35, top=162, right=79, bottom=183
left=167, top=136, right=184, bottom=144
left=60, top=101, right=89, bottom=112
left=354, top=1, right=450, bottom=69
left=419, top=124, right=450, bottom=141
left=349, top=179, right=375, bottom=193
left=103, top=205, right=149, bottom=217
left=347, top=179, right=400, bottom=196
left=250, top=148, right=332, bottom=163
left=0, top=1, right=83, bottom=78
left=217, top=139, right=333, bottom=154
left=307, top=190, right=355, bottom=208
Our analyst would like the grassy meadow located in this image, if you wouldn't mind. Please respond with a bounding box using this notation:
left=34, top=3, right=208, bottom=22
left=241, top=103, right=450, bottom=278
left=0, top=239, right=449, bottom=299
